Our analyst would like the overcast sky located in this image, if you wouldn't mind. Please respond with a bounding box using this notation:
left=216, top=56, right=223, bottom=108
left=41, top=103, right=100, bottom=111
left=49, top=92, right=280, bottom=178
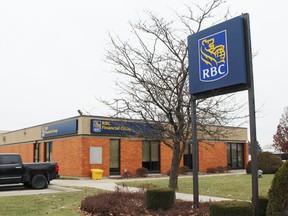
left=0, top=0, right=287, bottom=148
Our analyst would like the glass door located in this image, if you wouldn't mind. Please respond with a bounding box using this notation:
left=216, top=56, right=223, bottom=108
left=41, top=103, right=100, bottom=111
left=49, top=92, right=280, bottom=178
left=227, top=143, right=244, bottom=169
left=33, top=142, right=40, bottom=162
left=183, top=142, right=193, bottom=170
left=142, top=140, right=160, bottom=173
left=110, top=139, right=120, bottom=175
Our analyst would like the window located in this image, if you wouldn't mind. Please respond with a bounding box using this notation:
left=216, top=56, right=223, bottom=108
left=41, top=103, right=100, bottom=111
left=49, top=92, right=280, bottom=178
left=142, top=140, right=160, bottom=173
left=34, top=142, right=40, bottom=162
left=227, top=143, right=244, bottom=169
left=90, top=147, right=102, bottom=164
left=44, top=142, right=53, bottom=162
left=0, top=155, right=20, bottom=165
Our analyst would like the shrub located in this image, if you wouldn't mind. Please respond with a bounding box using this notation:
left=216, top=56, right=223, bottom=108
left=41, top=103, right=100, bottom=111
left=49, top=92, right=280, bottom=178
left=122, top=170, right=132, bottom=178
left=258, top=196, right=269, bottom=216
left=258, top=152, right=283, bottom=174
left=179, top=166, right=190, bottom=175
left=246, top=161, right=252, bottom=174
left=216, top=166, right=225, bottom=173
left=206, top=167, right=218, bottom=174
left=266, top=161, right=288, bottom=215
left=166, top=166, right=190, bottom=176
left=225, top=165, right=231, bottom=172
left=145, top=188, right=175, bottom=210
left=210, top=200, right=254, bottom=216
left=246, top=152, right=283, bottom=174
left=80, top=191, right=145, bottom=215
left=206, top=166, right=226, bottom=174
left=136, top=167, right=148, bottom=177
left=166, top=169, right=170, bottom=176
left=80, top=190, right=210, bottom=215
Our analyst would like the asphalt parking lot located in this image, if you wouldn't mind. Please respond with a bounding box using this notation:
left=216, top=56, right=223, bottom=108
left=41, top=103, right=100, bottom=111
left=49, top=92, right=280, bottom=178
left=0, top=184, right=80, bottom=197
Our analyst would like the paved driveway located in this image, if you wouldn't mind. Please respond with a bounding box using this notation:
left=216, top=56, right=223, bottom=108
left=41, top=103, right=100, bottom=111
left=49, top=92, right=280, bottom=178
left=0, top=184, right=80, bottom=197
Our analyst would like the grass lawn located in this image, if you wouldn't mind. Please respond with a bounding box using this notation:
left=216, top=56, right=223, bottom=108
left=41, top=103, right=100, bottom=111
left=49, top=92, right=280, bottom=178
left=0, top=174, right=274, bottom=215
left=0, top=187, right=101, bottom=216
left=119, top=174, right=274, bottom=200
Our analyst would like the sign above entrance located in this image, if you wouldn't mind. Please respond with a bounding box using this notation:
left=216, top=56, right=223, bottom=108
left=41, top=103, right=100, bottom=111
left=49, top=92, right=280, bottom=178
left=41, top=119, right=78, bottom=138
left=91, top=119, right=160, bottom=137
left=188, top=14, right=249, bottom=98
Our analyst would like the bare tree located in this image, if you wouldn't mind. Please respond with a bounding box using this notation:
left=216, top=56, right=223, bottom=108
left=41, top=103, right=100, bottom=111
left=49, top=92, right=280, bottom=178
left=273, top=106, right=288, bottom=153
left=102, top=0, right=246, bottom=190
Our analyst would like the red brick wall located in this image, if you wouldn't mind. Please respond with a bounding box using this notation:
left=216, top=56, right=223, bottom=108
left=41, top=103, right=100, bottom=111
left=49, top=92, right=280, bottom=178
left=52, top=138, right=83, bottom=177
left=1, top=137, right=249, bottom=177
left=39, top=142, right=45, bottom=162
left=0, top=143, right=34, bottom=162
left=160, top=142, right=173, bottom=175
left=120, top=139, right=142, bottom=176
left=81, top=137, right=110, bottom=177
left=51, top=137, right=112, bottom=177
left=198, top=141, right=227, bottom=172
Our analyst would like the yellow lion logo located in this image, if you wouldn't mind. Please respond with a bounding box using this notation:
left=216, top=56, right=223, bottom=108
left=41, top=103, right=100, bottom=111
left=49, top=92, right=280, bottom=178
left=200, top=38, right=226, bottom=66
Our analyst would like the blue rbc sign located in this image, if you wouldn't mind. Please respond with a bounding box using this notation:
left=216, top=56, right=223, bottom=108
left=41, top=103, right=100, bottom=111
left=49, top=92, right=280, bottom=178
left=41, top=120, right=78, bottom=138
left=188, top=15, right=248, bottom=98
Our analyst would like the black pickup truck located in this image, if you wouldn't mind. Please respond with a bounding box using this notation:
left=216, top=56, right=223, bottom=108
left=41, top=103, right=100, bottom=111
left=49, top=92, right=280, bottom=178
left=0, top=153, right=59, bottom=189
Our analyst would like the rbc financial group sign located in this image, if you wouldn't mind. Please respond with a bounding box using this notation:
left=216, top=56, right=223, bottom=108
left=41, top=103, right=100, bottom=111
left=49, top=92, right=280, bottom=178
left=188, top=14, right=250, bottom=98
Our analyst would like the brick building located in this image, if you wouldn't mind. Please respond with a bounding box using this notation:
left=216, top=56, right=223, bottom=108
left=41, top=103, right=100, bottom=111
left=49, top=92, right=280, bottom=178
left=0, top=115, right=248, bottom=177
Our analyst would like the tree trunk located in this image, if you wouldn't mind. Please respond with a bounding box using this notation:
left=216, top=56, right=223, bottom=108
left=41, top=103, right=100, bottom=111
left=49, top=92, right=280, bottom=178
left=168, top=141, right=181, bottom=190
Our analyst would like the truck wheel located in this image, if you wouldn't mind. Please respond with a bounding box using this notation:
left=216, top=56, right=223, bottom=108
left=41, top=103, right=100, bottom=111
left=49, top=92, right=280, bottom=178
left=31, top=174, right=48, bottom=189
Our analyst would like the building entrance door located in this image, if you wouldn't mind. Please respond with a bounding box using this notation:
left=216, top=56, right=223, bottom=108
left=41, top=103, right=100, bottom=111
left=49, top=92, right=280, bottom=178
left=183, top=143, right=193, bottom=170
left=142, top=141, right=160, bottom=173
left=227, top=143, right=244, bottom=169
left=110, top=140, right=120, bottom=175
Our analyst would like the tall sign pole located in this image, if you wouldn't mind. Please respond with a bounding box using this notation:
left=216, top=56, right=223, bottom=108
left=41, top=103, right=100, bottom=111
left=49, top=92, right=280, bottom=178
left=188, top=14, right=259, bottom=215
left=244, top=14, right=259, bottom=216
left=191, top=95, right=199, bottom=208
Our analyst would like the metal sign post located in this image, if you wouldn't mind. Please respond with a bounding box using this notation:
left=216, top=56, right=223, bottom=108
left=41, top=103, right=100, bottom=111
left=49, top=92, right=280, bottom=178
left=188, top=14, right=259, bottom=215
left=191, top=95, right=199, bottom=208
left=244, top=14, right=259, bottom=216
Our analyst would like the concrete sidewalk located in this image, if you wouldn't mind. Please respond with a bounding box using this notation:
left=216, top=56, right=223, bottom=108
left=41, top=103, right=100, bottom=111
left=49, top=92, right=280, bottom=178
left=51, top=175, right=235, bottom=202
